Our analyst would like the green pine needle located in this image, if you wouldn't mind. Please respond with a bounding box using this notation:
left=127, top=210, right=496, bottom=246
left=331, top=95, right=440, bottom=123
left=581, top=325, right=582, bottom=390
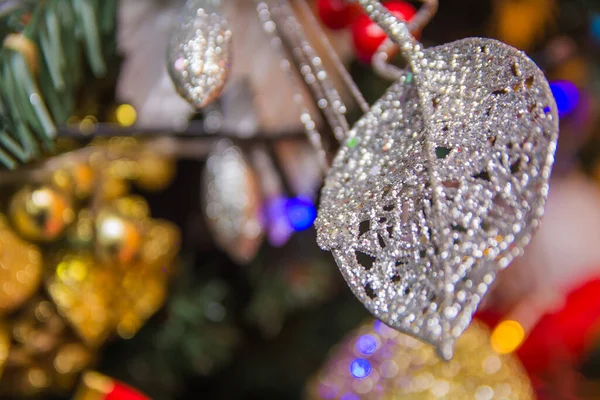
left=0, top=0, right=116, bottom=168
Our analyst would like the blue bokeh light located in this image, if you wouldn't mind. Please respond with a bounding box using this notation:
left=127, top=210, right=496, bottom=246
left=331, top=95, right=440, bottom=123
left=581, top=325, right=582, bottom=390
left=340, top=393, right=360, bottom=400
left=356, top=334, right=377, bottom=355
left=350, top=358, right=372, bottom=378
left=264, top=196, right=293, bottom=247
left=285, top=197, right=317, bottom=231
left=549, top=80, right=580, bottom=117
left=591, top=13, right=600, bottom=41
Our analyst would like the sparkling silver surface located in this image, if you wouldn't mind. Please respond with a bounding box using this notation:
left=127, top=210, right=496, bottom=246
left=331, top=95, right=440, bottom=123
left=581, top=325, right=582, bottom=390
left=203, top=140, right=264, bottom=264
left=167, top=0, right=231, bottom=109
left=316, top=37, right=559, bottom=359
left=268, top=0, right=350, bottom=141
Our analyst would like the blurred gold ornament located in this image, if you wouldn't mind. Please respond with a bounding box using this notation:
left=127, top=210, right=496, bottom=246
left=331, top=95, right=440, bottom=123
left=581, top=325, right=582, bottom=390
left=552, top=56, right=589, bottom=87
left=52, top=342, right=92, bottom=390
left=66, top=209, right=95, bottom=249
left=0, top=216, right=42, bottom=315
left=114, top=220, right=178, bottom=338
left=98, top=176, right=130, bottom=203
left=306, top=320, right=533, bottom=400
left=112, top=196, right=150, bottom=220
left=46, top=253, right=115, bottom=346
left=115, top=273, right=166, bottom=339
left=0, top=323, right=10, bottom=379
left=141, top=219, right=180, bottom=271
left=489, top=0, right=556, bottom=51
left=10, top=186, right=75, bottom=242
left=0, top=298, right=93, bottom=397
left=95, top=209, right=143, bottom=265
left=134, top=151, right=176, bottom=192
left=107, top=157, right=140, bottom=181
left=51, top=163, right=96, bottom=200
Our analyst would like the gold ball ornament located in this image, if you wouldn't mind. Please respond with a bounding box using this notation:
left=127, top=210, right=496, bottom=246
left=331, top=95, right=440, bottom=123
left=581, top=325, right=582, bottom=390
left=66, top=209, right=95, bottom=249
left=134, top=151, right=176, bottom=192
left=306, top=320, right=534, bottom=400
left=111, top=196, right=150, bottom=220
left=0, top=216, right=42, bottom=315
left=10, top=186, right=75, bottom=242
left=51, top=163, right=96, bottom=200
left=98, top=176, right=130, bottom=203
left=95, top=209, right=143, bottom=265
left=46, top=252, right=115, bottom=347
left=0, top=323, right=10, bottom=379
left=140, top=219, right=181, bottom=271
left=0, top=297, right=94, bottom=397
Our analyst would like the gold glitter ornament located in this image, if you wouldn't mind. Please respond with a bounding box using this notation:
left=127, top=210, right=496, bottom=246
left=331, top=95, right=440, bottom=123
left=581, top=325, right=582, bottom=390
left=111, top=196, right=150, bottom=221
left=115, top=273, right=166, bottom=339
left=10, top=186, right=75, bottom=242
left=140, top=219, right=181, bottom=272
left=0, top=216, right=42, bottom=315
left=95, top=209, right=143, bottom=266
left=46, top=253, right=115, bottom=347
left=51, top=163, right=96, bottom=200
left=115, top=221, right=179, bottom=339
left=489, top=0, right=556, bottom=51
left=0, top=298, right=94, bottom=397
left=98, top=176, right=130, bottom=203
left=0, top=323, right=10, bottom=379
left=134, top=151, right=177, bottom=192
left=66, top=209, right=95, bottom=249
left=306, top=320, right=534, bottom=400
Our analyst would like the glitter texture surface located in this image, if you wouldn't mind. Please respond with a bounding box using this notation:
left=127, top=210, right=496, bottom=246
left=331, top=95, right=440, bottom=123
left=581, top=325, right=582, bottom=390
left=167, top=0, right=231, bottom=109
left=316, top=32, right=559, bottom=359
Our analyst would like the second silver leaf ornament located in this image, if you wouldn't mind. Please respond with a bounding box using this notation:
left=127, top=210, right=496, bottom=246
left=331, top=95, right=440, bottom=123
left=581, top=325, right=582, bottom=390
left=167, top=0, right=232, bottom=109
left=315, top=0, right=559, bottom=359
left=203, top=141, right=264, bottom=264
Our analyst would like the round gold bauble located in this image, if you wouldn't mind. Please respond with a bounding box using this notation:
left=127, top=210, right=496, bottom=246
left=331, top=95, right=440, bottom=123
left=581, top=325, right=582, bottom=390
left=141, top=219, right=180, bottom=271
left=0, top=323, right=9, bottom=380
left=0, top=216, right=42, bottom=315
left=112, top=196, right=150, bottom=221
left=10, top=186, right=74, bottom=242
left=66, top=209, right=95, bottom=249
left=134, top=151, right=176, bottom=192
left=46, top=252, right=115, bottom=346
left=95, top=210, right=143, bottom=265
left=98, top=177, right=130, bottom=203
left=51, top=163, right=95, bottom=200
left=306, top=320, right=534, bottom=400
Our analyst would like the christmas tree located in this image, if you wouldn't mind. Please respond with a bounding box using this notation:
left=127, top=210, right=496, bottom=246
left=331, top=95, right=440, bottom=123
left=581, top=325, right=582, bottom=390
left=0, top=1, right=598, bottom=399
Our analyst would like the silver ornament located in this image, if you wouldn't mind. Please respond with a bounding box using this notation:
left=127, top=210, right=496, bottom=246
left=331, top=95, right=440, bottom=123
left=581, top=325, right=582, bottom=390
left=203, top=140, right=264, bottom=264
left=316, top=0, right=559, bottom=360
left=167, top=0, right=231, bottom=109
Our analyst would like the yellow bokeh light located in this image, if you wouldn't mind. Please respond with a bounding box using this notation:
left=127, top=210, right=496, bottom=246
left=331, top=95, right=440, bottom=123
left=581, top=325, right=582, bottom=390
left=491, top=320, right=525, bottom=354
left=115, top=104, right=137, bottom=127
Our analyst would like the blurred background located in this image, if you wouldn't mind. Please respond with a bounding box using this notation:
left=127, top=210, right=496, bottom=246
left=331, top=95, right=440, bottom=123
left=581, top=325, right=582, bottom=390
left=0, top=0, right=599, bottom=399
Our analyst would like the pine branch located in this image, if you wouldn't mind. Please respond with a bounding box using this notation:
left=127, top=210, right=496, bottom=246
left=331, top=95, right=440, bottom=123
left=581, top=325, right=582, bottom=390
left=0, top=0, right=117, bottom=169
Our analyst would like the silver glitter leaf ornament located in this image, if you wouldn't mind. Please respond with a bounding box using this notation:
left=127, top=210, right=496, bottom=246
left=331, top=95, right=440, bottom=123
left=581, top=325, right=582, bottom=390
left=167, top=0, right=231, bottom=109
left=316, top=1, right=559, bottom=360
left=203, top=141, right=264, bottom=264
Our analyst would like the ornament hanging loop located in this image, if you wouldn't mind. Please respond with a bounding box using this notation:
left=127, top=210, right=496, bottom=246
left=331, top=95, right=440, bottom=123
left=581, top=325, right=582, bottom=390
left=367, top=0, right=439, bottom=80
